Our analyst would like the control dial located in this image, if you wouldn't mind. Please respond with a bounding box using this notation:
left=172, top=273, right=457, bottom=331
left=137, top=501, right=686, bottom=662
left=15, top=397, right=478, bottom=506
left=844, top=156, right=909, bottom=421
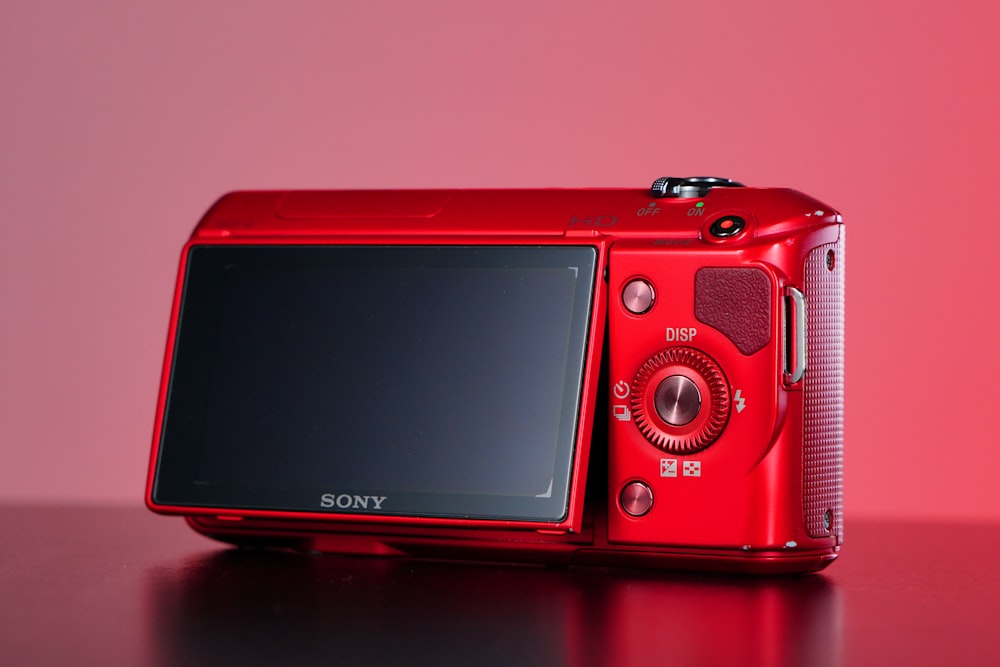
left=630, top=347, right=731, bottom=454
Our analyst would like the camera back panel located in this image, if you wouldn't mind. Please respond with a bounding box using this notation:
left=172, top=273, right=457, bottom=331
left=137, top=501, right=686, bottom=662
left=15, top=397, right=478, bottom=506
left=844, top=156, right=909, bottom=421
left=146, top=179, right=844, bottom=572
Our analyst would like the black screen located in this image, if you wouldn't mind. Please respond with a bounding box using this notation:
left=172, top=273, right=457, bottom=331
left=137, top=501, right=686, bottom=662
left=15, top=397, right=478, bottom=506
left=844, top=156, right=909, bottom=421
left=153, top=245, right=596, bottom=522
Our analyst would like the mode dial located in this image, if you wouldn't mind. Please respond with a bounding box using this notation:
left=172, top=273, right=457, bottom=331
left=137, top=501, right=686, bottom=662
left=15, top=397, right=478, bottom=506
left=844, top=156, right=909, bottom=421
left=630, top=347, right=731, bottom=454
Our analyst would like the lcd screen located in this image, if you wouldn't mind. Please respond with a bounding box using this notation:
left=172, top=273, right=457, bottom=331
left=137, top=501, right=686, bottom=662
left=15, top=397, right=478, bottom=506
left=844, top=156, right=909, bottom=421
left=153, top=245, right=596, bottom=522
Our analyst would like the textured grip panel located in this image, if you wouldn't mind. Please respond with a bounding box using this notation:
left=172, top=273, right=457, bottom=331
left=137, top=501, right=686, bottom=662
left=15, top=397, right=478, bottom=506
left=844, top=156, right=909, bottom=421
left=694, top=268, right=771, bottom=355
left=803, top=233, right=845, bottom=540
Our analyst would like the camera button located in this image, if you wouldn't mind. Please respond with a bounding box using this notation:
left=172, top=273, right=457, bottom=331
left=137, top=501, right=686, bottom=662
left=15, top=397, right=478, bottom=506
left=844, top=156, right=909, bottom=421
left=621, top=481, right=654, bottom=517
left=622, top=278, right=655, bottom=315
left=654, top=375, right=702, bottom=426
left=709, top=215, right=746, bottom=238
left=630, top=347, right=731, bottom=454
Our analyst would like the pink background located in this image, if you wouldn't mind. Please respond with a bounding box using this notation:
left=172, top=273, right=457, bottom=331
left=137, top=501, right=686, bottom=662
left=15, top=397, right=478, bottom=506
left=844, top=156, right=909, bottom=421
left=2, top=1, right=998, bottom=521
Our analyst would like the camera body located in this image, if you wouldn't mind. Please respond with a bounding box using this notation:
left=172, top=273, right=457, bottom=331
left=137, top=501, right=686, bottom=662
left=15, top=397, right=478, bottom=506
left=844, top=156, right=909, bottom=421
left=146, top=177, right=844, bottom=573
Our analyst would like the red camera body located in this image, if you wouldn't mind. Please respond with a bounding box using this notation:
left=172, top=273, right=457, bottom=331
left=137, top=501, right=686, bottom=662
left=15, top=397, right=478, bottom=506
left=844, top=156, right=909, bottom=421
left=146, top=178, right=844, bottom=573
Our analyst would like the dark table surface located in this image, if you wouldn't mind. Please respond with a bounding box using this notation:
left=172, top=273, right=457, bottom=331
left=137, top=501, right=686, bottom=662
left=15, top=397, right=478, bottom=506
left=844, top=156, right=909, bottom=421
left=1, top=506, right=998, bottom=666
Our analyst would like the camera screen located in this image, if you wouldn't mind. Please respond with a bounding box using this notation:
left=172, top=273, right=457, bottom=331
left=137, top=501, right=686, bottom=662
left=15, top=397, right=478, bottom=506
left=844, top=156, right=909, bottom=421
left=153, top=245, right=597, bottom=522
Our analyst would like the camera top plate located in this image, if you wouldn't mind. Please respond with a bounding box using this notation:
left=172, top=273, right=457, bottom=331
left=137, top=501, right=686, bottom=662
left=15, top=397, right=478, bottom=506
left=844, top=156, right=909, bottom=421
left=190, top=178, right=840, bottom=244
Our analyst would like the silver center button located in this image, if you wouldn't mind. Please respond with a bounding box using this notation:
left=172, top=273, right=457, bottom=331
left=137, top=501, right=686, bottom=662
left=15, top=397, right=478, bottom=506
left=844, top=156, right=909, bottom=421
left=654, top=375, right=702, bottom=426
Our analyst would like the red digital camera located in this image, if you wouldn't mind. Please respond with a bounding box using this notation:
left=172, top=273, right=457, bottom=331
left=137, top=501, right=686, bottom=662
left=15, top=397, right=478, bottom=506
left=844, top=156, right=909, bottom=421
left=146, top=177, right=844, bottom=573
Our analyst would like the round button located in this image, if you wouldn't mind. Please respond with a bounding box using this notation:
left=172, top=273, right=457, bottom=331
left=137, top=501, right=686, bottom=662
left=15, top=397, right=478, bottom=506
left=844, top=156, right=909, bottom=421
left=709, top=215, right=746, bottom=238
left=653, top=375, right=702, bottom=426
left=630, top=347, right=732, bottom=454
left=622, top=278, right=655, bottom=315
left=621, top=481, right=654, bottom=517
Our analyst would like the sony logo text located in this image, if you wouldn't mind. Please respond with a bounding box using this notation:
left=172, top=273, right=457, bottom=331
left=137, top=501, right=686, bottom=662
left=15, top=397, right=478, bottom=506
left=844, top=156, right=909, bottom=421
left=320, top=493, right=387, bottom=510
